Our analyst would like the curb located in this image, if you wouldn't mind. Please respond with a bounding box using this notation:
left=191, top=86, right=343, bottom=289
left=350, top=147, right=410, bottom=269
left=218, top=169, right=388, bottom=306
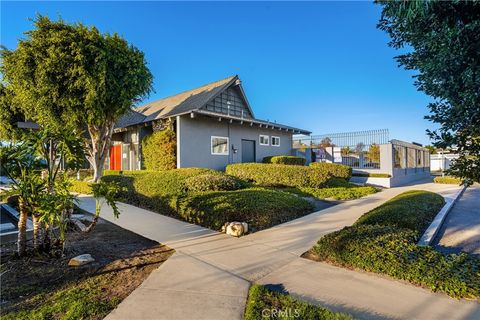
left=418, top=185, right=467, bottom=246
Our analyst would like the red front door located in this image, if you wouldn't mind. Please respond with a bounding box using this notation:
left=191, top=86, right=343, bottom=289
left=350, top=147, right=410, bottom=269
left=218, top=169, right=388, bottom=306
left=109, top=145, right=122, bottom=170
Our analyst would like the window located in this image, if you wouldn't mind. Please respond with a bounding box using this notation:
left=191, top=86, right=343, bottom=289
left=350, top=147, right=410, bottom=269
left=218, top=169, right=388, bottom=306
left=211, top=136, right=229, bottom=155
left=393, top=145, right=406, bottom=168
left=259, top=135, right=269, bottom=146
left=272, top=136, right=280, bottom=147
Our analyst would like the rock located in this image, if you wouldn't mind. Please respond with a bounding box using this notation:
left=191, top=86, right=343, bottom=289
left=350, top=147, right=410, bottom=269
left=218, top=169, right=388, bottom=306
left=68, top=254, right=95, bottom=267
left=223, top=222, right=248, bottom=237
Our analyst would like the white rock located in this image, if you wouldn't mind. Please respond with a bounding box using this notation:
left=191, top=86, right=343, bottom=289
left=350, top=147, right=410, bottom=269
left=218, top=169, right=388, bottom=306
left=224, top=222, right=248, bottom=237
left=68, top=254, right=95, bottom=267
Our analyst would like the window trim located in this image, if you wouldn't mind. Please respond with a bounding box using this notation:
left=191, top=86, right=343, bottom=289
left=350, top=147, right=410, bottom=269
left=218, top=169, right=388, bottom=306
left=259, top=134, right=270, bottom=146
left=211, top=136, right=229, bottom=155
left=271, top=136, right=280, bottom=147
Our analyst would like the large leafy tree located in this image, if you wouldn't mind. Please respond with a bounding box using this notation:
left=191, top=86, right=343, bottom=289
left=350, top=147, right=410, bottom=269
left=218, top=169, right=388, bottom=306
left=377, top=1, right=480, bottom=183
left=1, top=16, right=153, bottom=181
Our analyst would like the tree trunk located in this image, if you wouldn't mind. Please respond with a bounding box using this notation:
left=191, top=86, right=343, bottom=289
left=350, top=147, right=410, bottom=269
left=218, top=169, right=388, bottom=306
left=32, top=214, right=42, bottom=251
left=43, top=223, right=51, bottom=252
left=84, top=200, right=101, bottom=233
left=17, top=198, right=28, bottom=256
left=87, top=122, right=114, bottom=182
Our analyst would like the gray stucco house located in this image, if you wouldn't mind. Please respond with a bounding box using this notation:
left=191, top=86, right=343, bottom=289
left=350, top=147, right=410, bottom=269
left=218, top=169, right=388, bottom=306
left=107, top=75, right=310, bottom=171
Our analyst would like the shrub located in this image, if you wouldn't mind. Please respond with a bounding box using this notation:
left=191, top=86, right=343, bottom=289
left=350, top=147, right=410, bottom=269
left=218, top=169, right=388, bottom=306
left=309, top=162, right=352, bottom=180
left=306, top=190, right=480, bottom=299
left=245, top=284, right=352, bottom=320
left=177, top=188, right=314, bottom=231
left=262, top=155, right=306, bottom=166
left=141, top=128, right=176, bottom=171
left=185, top=173, right=247, bottom=192
left=226, top=163, right=331, bottom=188
left=68, top=180, right=93, bottom=194
left=434, top=176, right=463, bottom=184
left=352, top=172, right=391, bottom=178
left=301, top=186, right=377, bottom=200
left=101, top=168, right=215, bottom=216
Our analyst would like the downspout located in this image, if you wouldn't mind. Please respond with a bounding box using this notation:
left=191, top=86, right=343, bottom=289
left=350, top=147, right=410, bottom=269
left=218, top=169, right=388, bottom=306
left=176, top=116, right=181, bottom=168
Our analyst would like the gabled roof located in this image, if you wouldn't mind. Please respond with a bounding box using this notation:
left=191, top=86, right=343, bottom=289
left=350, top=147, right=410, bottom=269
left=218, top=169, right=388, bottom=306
left=115, top=75, right=240, bottom=128
left=115, top=75, right=310, bottom=135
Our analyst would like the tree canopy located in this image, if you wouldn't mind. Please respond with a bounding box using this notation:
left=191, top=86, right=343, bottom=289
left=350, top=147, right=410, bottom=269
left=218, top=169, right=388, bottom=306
left=377, top=1, right=480, bottom=182
left=1, top=15, right=153, bottom=181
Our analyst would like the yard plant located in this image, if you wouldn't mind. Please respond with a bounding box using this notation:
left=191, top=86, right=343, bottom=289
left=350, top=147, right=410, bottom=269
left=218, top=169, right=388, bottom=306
left=244, top=284, right=352, bottom=320
left=262, top=155, right=306, bottom=166
left=309, top=162, right=352, bottom=180
left=305, top=190, right=480, bottom=299
left=433, top=176, right=463, bottom=185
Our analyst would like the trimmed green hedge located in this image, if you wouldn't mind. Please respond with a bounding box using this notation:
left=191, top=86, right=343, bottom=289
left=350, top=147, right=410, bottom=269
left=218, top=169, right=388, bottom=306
left=177, top=188, right=314, bottom=231
left=306, top=190, right=480, bottom=299
left=68, top=180, right=93, bottom=194
left=262, top=156, right=306, bottom=166
left=309, top=162, right=352, bottom=180
left=245, top=284, right=352, bottom=320
left=185, top=173, right=248, bottom=192
left=226, top=163, right=331, bottom=188
left=434, top=176, right=463, bottom=185
left=300, top=186, right=377, bottom=200
left=352, top=172, right=391, bottom=178
left=101, top=169, right=313, bottom=231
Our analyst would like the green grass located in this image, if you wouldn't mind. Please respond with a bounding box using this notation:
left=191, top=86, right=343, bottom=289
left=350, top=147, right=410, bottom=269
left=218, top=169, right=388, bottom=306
left=2, top=275, right=121, bottom=320
left=306, top=190, right=480, bottom=299
left=434, top=176, right=463, bottom=184
left=244, top=284, right=353, bottom=320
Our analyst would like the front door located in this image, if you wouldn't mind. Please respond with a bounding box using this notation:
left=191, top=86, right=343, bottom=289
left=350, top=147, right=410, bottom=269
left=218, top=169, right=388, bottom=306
left=241, top=139, right=256, bottom=163
left=109, top=145, right=122, bottom=170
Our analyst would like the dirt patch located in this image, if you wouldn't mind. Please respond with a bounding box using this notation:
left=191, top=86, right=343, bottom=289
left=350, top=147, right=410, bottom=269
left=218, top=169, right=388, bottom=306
left=1, top=217, right=174, bottom=318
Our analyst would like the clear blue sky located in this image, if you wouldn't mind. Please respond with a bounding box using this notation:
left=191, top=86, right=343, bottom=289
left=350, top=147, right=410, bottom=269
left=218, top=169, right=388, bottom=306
left=2, top=1, right=435, bottom=144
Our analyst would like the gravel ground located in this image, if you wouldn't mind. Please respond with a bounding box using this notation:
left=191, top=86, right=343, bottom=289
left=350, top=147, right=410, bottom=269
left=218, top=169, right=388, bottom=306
left=434, top=184, right=480, bottom=255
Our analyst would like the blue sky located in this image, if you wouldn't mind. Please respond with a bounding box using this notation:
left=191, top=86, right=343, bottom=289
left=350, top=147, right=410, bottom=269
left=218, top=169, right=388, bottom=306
left=2, top=1, right=434, bottom=144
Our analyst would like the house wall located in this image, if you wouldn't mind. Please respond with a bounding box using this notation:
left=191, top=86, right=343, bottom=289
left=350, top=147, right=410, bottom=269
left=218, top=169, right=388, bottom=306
left=177, top=115, right=294, bottom=170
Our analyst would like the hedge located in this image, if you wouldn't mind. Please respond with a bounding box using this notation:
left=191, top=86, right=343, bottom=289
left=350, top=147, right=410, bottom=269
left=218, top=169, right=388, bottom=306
left=300, top=186, right=377, bottom=200
left=68, top=180, right=93, bottom=194
left=434, top=176, right=463, bottom=185
left=309, top=162, right=352, bottom=180
left=225, top=163, right=332, bottom=188
left=262, top=156, right=306, bottom=166
left=306, top=190, right=480, bottom=299
left=142, top=128, right=176, bottom=171
left=352, top=172, right=391, bottom=178
left=245, top=284, right=352, bottom=320
left=177, top=188, right=314, bottom=231
left=185, top=173, right=247, bottom=192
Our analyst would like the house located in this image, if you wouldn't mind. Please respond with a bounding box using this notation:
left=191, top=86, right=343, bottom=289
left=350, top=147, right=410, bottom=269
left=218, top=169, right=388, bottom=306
left=107, top=75, right=310, bottom=171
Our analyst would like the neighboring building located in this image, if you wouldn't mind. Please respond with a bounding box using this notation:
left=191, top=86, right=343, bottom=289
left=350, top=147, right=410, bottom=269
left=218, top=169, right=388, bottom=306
left=107, top=75, right=310, bottom=171
left=430, top=153, right=459, bottom=172
left=294, top=131, right=432, bottom=188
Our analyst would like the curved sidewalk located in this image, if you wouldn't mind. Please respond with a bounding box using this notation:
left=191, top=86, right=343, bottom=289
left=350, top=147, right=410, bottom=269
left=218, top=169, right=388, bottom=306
left=77, top=182, right=480, bottom=320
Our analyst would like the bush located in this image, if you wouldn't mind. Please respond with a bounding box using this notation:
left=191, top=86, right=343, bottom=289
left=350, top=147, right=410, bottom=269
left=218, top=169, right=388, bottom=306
left=301, top=186, right=377, bottom=200
left=306, top=190, right=480, bottom=299
left=309, top=162, right=352, bottom=180
left=101, top=168, right=215, bottom=216
left=434, top=176, right=463, bottom=184
left=245, top=284, right=352, bottom=320
left=68, top=180, right=93, bottom=194
left=185, top=173, right=247, bottom=192
left=177, top=188, right=314, bottom=231
left=262, top=155, right=306, bottom=166
left=226, top=163, right=331, bottom=188
left=352, top=172, right=391, bottom=178
left=141, top=128, right=176, bottom=171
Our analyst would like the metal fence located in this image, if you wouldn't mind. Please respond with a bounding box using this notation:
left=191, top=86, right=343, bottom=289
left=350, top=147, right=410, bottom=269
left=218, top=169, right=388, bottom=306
left=293, top=129, right=389, bottom=169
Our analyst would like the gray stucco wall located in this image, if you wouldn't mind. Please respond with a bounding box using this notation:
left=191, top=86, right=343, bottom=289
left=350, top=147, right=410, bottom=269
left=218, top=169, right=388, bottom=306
left=177, top=115, right=294, bottom=170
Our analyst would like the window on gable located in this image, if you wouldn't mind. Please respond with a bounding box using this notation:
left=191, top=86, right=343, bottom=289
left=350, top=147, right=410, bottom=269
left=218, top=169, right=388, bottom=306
left=272, top=136, right=280, bottom=147
left=259, top=135, right=269, bottom=146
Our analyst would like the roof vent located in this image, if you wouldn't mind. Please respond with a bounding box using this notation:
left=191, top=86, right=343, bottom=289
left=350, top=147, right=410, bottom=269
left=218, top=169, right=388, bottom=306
left=235, top=79, right=241, bottom=86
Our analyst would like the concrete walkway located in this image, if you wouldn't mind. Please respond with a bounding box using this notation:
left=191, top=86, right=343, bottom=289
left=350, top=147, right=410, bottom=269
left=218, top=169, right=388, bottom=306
left=77, top=182, right=480, bottom=320
left=433, top=184, right=480, bottom=255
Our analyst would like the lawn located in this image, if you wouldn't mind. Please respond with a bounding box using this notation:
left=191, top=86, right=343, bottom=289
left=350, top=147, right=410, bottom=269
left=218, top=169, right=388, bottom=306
left=304, top=190, right=480, bottom=299
left=244, top=284, right=353, bottom=320
left=0, top=218, right=173, bottom=319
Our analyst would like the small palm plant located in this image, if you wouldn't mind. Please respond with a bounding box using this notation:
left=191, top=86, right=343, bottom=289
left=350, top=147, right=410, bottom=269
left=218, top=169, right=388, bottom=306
left=85, top=180, right=123, bottom=233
